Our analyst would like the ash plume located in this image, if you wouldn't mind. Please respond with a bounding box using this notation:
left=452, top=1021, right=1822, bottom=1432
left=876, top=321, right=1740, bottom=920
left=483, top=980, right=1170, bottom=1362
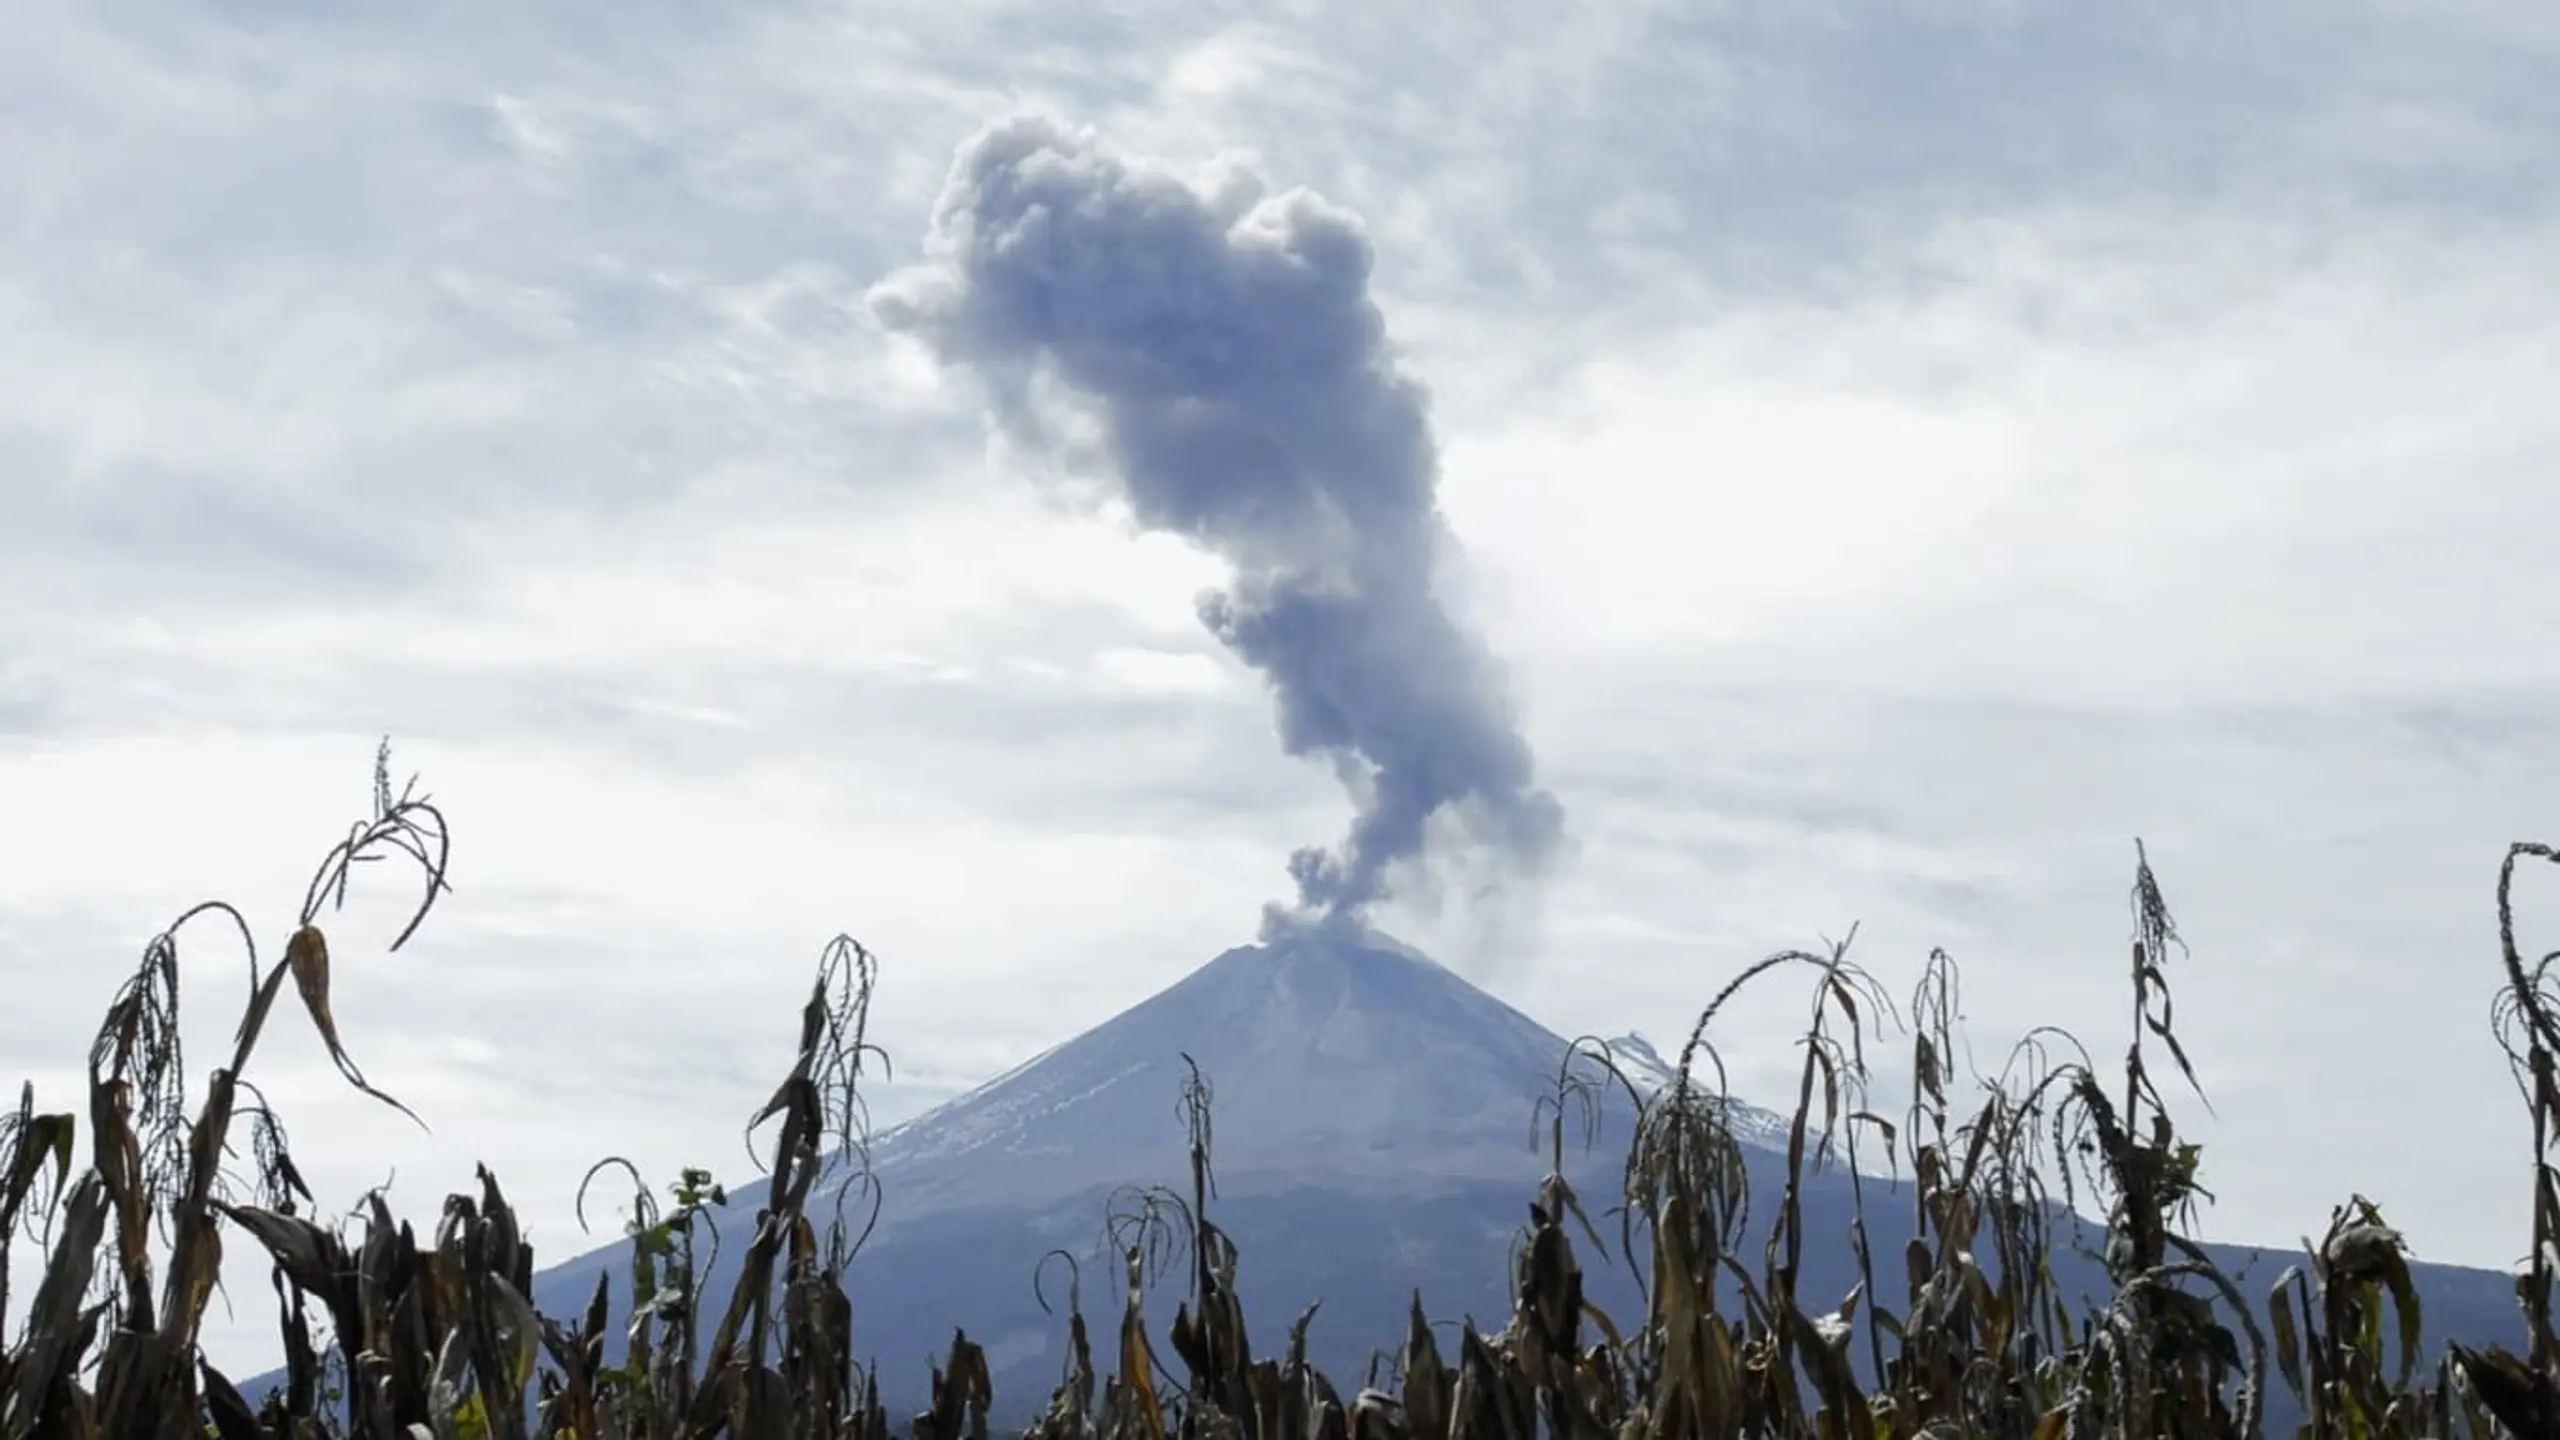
left=869, top=115, right=1563, bottom=935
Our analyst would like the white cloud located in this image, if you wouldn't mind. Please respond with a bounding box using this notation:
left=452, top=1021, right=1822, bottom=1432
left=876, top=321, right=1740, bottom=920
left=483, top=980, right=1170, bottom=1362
left=5, top=0, right=2559, bottom=1377
left=1440, top=197, right=2560, bottom=709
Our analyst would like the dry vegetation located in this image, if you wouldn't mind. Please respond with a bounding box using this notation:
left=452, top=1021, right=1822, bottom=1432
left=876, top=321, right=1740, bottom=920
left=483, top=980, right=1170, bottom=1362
left=7, top=746, right=2560, bottom=1438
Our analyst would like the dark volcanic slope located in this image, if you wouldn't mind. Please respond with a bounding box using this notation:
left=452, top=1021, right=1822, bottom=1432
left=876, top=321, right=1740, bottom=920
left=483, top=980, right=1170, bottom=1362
left=819, top=928, right=1704, bottom=1219
left=518, top=927, right=1724, bottom=1411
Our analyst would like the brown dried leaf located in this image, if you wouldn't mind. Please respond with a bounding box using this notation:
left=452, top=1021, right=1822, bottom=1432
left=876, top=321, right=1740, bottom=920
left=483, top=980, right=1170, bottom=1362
left=285, top=925, right=423, bottom=1128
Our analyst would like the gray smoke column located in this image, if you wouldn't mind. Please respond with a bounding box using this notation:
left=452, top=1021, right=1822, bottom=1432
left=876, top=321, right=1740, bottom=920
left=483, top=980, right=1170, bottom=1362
left=869, top=115, right=1563, bottom=935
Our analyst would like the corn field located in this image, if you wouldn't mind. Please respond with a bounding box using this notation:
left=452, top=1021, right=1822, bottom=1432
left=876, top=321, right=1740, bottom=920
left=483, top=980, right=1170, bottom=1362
left=7, top=746, right=2560, bottom=1439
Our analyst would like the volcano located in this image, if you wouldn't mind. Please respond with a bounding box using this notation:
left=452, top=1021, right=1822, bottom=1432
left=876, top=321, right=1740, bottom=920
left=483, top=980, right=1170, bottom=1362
left=519, top=927, right=1744, bottom=1414
left=814, top=927, right=1724, bottom=1215
left=244, top=927, right=2523, bottom=1427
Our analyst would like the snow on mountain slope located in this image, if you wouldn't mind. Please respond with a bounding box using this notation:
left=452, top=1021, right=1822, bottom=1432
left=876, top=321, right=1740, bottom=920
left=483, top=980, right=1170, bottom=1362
left=1596, top=1029, right=1795, bottom=1152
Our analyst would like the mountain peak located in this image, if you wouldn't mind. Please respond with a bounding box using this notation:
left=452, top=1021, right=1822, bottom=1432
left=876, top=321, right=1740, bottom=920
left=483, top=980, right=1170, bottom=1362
left=829, top=929, right=1594, bottom=1224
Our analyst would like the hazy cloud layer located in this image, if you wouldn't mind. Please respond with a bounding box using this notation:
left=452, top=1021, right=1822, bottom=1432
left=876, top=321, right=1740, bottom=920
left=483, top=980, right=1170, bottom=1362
left=6, top=0, right=2560, bottom=1375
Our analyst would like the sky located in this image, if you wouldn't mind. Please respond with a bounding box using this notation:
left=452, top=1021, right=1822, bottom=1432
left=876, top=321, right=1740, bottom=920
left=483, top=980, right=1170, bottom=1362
left=7, top=0, right=2560, bottom=1375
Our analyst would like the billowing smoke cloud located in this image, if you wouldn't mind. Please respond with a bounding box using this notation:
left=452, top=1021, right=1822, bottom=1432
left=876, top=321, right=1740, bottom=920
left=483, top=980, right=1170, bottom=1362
left=869, top=115, right=1563, bottom=935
